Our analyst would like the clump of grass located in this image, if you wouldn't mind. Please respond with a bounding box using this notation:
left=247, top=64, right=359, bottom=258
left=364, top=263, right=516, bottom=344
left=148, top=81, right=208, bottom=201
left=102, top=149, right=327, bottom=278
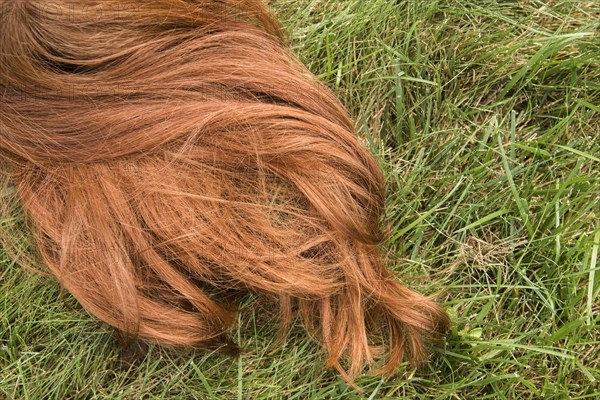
left=2, top=0, right=599, bottom=398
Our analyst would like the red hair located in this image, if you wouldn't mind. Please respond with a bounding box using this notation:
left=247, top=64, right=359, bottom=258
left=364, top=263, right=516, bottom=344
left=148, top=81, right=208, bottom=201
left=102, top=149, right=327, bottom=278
left=0, top=0, right=449, bottom=382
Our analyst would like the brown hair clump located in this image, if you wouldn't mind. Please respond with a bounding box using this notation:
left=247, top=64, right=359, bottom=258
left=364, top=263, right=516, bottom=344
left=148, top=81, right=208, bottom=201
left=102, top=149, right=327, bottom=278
left=0, top=0, right=449, bottom=381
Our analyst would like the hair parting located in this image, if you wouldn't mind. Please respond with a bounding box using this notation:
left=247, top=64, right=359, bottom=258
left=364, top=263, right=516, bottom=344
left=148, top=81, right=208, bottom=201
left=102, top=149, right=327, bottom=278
left=0, top=0, right=449, bottom=383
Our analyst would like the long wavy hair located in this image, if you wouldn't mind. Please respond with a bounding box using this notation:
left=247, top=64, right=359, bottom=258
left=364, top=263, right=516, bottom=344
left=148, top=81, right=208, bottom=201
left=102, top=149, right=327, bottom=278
left=0, top=0, right=449, bottom=381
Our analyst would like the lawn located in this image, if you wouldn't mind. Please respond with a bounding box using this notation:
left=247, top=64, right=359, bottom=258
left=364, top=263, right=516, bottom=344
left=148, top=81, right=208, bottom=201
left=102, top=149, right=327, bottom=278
left=1, top=0, right=599, bottom=398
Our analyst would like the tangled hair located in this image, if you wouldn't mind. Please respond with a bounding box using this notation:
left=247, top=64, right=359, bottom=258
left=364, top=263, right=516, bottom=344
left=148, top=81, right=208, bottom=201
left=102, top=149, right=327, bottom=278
left=0, top=0, right=449, bottom=381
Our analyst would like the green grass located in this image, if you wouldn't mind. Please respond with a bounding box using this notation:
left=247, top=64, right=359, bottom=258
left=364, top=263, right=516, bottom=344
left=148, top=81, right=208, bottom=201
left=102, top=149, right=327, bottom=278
left=2, top=0, right=599, bottom=398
